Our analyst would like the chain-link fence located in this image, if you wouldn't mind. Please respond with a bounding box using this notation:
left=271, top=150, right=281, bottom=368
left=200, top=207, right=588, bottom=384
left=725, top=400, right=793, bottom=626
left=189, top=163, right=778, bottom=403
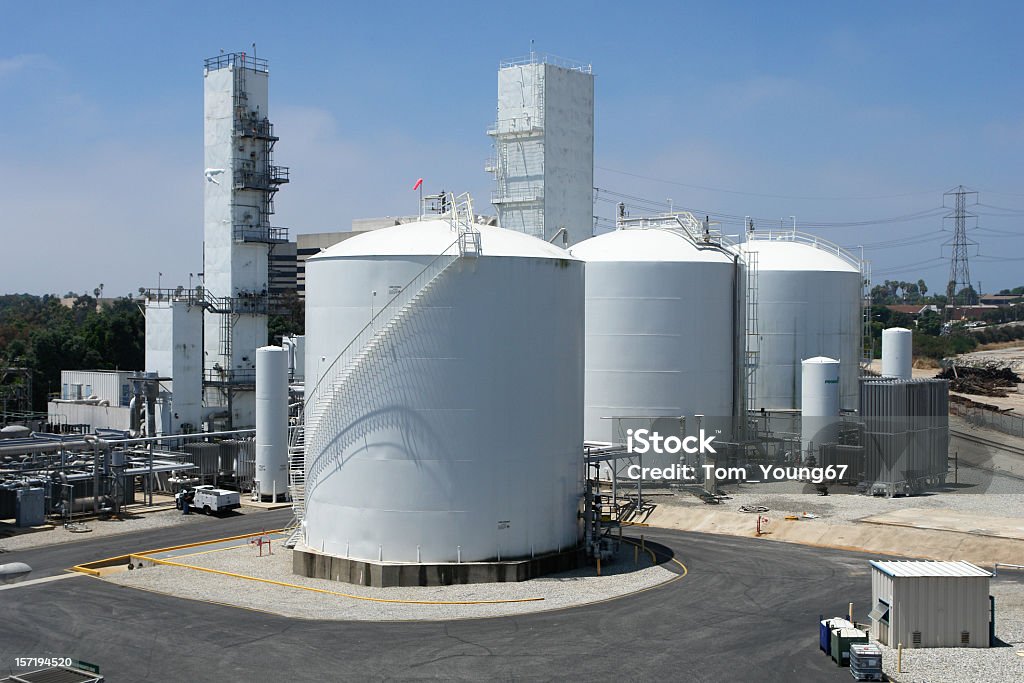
left=950, top=402, right=1024, bottom=438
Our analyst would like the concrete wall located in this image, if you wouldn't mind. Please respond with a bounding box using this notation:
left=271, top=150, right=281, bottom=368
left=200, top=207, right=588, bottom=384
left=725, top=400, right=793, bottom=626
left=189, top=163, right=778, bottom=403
left=145, top=299, right=203, bottom=433
left=542, top=64, right=594, bottom=247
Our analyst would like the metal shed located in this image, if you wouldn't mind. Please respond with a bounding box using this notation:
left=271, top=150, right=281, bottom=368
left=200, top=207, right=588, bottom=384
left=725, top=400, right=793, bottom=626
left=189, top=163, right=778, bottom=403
left=869, top=560, right=992, bottom=648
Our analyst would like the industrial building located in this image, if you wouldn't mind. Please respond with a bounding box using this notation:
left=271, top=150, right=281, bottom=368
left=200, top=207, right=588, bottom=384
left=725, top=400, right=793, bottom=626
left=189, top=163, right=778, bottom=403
left=869, top=560, right=993, bottom=648
left=48, top=370, right=135, bottom=432
left=269, top=239, right=297, bottom=300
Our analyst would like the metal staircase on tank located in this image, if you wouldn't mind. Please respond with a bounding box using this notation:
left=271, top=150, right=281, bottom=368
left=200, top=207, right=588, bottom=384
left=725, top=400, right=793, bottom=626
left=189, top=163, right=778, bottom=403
left=283, top=193, right=480, bottom=547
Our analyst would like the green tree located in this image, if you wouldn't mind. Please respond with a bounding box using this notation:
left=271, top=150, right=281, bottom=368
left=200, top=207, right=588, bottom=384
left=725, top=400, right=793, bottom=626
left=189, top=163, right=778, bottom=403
left=918, top=310, right=942, bottom=336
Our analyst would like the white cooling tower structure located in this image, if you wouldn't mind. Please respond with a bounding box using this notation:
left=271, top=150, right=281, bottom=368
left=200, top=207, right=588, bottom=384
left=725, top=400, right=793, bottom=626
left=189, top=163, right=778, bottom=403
left=255, top=346, right=288, bottom=500
left=800, top=356, right=841, bottom=460
left=570, top=225, right=740, bottom=443
left=881, top=327, right=913, bottom=380
left=302, top=211, right=584, bottom=564
left=735, top=233, right=864, bottom=412
left=489, top=54, right=594, bottom=246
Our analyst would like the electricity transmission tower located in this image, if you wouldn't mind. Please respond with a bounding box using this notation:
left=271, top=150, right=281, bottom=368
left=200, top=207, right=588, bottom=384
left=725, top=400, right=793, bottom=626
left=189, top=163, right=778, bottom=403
left=943, top=185, right=978, bottom=319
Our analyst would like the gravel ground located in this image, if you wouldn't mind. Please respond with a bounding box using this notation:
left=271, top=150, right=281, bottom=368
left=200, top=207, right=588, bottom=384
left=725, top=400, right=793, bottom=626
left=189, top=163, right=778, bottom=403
left=104, top=541, right=678, bottom=621
left=876, top=577, right=1024, bottom=683
left=662, top=485, right=1024, bottom=525
left=0, top=506, right=258, bottom=553
left=655, top=417, right=1024, bottom=522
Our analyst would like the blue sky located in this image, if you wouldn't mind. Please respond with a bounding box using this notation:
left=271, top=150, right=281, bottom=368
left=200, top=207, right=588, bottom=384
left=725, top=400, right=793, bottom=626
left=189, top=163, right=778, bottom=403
left=2, top=1, right=1023, bottom=296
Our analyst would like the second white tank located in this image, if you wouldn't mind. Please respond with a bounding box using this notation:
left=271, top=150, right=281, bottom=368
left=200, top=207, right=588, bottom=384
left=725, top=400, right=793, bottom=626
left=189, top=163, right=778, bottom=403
left=571, top=227, right=740, bottom=443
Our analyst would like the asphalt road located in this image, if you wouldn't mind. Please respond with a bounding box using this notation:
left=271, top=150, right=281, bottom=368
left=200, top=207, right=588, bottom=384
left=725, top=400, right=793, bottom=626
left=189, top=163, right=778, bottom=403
left=4, top=507, right=294, bottom=578
left=0, top=515, right=877, bottom=682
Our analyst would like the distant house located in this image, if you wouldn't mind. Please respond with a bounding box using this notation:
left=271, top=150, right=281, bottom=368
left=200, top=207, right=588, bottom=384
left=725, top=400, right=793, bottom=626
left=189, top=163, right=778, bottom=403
left=979, top=293, right=1023, bottom=306
left=884, top=304, right=940, bottom=317
left=946, top=305, right=1000, bottom=321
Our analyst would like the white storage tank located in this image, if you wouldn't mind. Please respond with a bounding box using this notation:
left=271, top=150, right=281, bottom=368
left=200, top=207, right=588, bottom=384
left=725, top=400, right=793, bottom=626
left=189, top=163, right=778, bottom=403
left=734, top=233, right=863, bottom=412
left=570, top=227, right=740, bottom=443
left=882, top=327, right=913, bottom=380
left=255, top=346, right=288, bottom=501
left=800, top=356, right=840, bottom=460
left=303, top=217, right=584, bottom=564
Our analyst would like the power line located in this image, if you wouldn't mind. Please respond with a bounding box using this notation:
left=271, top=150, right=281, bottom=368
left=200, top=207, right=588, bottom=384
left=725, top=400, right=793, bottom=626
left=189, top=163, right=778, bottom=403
left=594, top=187, right=947, bottom=231
left=943, top=185, right=978, bottom=314
left=594, top=165, right=942, bottom=201
left=872, top=258, right=949, bottom=277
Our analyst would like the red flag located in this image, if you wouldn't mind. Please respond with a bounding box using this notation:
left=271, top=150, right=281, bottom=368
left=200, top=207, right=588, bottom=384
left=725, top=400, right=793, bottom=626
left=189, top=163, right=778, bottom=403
left=412, top=178, right=423, bottom=191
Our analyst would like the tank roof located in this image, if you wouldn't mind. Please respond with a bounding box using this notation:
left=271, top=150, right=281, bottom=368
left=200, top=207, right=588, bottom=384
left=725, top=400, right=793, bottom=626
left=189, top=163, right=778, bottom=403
left=570, top=228, right=735, bottom=264
left=310, top=219, right=577, bottom=261
left=803, top=356, right=840, bottom=364
left=734, top=236, right=860, bottom=273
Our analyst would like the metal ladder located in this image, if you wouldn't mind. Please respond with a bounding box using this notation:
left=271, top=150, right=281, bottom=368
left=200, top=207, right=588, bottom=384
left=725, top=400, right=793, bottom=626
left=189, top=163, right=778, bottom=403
left=745, top=248, right=760, bottom=412
left=284, top=194, right=478, bottom=548
left=861, top=259, right=873, bottom=368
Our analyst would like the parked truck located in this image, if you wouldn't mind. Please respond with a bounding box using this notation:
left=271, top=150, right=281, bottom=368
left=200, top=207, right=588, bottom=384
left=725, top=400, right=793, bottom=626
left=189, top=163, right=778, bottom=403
left=176, top=485, right=241, bottom=515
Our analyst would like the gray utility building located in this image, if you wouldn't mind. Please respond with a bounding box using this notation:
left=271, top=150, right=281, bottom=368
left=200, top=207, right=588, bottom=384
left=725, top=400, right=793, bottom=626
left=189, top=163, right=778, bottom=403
left=869, top=560, right=992, bottom=648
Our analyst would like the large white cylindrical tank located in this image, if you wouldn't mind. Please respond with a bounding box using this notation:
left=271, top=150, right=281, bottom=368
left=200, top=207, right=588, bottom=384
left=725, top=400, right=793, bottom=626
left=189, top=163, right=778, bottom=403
left=801, top=356, right=840, bottom=459
left=303, top=219, right=584, bottom=564
left=570, top=228, right=739, bottom=443
left=881, top=327, right=912, bottom=380
left=735, top=235, right=863, bottom=411
left=255, top=346, right=288, bottom=500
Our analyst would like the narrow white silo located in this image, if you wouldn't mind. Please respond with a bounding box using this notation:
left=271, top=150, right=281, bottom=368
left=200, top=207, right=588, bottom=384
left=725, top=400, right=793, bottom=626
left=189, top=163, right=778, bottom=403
left=255, top=346, right=288, bottom=501
left=734, top=233, right=864, bottom=412
left=302, top=216, right=584, bottom=565
left=881, top=327, right=913, bottom=380
left=570, top=227, right=740, bottom=443
left=801, top=356, right=841, bottom=461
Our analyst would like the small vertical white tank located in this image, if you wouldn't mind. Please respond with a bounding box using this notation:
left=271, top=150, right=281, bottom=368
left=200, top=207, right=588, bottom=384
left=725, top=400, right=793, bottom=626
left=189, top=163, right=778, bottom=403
left=881, top=327, right=913, bottom=380
left=255, top=346, right=288, bottom=500
left=801, top=356, right=840, bottom=461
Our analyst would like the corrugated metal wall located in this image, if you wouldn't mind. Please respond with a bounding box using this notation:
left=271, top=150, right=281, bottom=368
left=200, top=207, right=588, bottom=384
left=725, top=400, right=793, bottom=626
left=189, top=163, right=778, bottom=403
left=859, top=378, right=949, bottom=493
left=872, top=568, right=990, bottom=648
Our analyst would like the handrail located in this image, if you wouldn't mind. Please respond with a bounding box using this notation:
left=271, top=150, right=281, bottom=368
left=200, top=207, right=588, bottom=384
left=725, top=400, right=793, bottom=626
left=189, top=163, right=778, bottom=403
left=746, top=229, right=863, bottom=272
left=303, top=235, right=462, bottom=416
left=487, top=116, right=544, bottom=137
left=500, top=53, right=592, bottom=73
left=204, top=53, right=268, bottom=73
left=617, top=212, right=737, bottom=250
